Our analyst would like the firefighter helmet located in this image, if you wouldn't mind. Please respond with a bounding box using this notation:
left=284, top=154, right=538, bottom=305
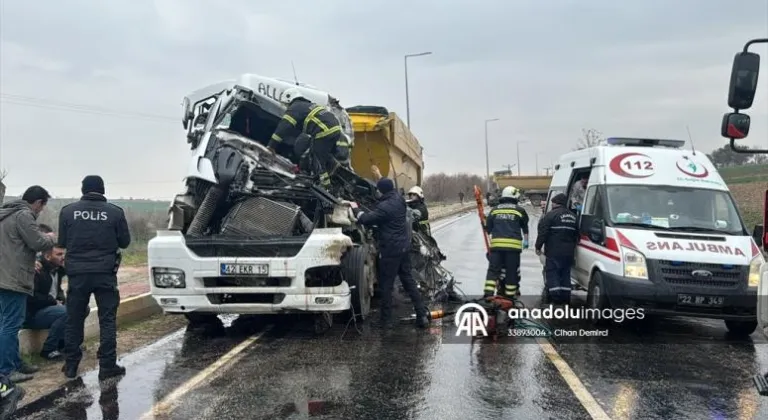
left=408, top=186, right=424, bottom=199
left=281, top=87, right=306, bottom=104
left=501, top=186, right=520, bottom=199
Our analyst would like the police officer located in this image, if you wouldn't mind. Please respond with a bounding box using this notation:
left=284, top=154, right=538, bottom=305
left=484, top=186, right=529, bottom=298
left=353, top=175, right=429, bottom=329
left=535, top=193, right=578, bottom=304
left=267, top=87, right=344, bottom=188
left=58, top=176, right=131, bottom=380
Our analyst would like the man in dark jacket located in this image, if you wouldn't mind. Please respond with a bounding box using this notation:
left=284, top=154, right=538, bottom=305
left=535, top=193, right=579, bottom=304
left=267, top=87, right=344, bottom=188
left=58, top=176, right=131, bottom=380
left=484, top=186, right=529, bottom=298
left=353, top=176, right=429, bottom=329
left=25, top=224, right=67, bottom=360
left=0, top=186, right=56, bottom=383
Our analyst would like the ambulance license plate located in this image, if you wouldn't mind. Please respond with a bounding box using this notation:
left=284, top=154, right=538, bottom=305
left=220, top=263, right=269, bottom=276
left=677, top=294, right=724, bottom=307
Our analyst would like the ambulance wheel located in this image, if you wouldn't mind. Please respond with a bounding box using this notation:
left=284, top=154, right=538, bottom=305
left=586, top=271, right=610, bottom=326
left=724, top=320, right=757, bottom=337
left=342, top=246, right=372, bottom=320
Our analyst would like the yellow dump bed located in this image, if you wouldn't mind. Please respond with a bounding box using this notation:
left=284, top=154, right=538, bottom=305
left=494, top=175, right=552, bottom=191
left=347, top=106, right=424, bottom=191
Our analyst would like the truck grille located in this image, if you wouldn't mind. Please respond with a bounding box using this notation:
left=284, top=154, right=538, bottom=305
left=220, top=197, right=302, bottom=237
left=185, top=235, right=308, bottom=258
left=203, top=277, right=292, bottom=288
left=649, top=260, right=747, bottom=289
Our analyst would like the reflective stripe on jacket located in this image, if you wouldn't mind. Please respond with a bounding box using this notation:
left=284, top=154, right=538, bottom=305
left=485, top=201, right=529, bottom=250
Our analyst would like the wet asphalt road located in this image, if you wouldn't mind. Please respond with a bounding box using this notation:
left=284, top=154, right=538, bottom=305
left=17, top=210, right=768, bottom=419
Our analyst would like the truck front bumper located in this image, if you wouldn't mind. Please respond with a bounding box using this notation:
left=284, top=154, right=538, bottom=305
left=148, top=229, right=354, bottom=315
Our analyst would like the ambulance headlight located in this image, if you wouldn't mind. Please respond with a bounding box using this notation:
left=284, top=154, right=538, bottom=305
left=748, top=254, right=764, bottom=287
left=153, top=267, right=186, bottom=288
left=622, top=247, right=648, bottom=279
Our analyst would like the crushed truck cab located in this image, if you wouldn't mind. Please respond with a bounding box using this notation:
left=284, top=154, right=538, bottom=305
left=149, top=74, right=378, bottom=324
left=542, top=137, right=761, bottom=336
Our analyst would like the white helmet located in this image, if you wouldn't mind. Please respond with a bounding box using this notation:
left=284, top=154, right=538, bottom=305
left=281, top=87, right=306, bottom=104
left=501, top=186, right=521, bottom=199
left=408, top=186, right=424, bottom=199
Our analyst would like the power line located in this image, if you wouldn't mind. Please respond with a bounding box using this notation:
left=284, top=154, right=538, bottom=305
left=0, top=94, right=179, bottom=123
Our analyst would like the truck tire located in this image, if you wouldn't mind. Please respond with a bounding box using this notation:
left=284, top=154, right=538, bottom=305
left=724, top=320, right=757, bottom=337
left=342, top=246, right=372, bottom=319
left=586, top=271, right=610, bottom=326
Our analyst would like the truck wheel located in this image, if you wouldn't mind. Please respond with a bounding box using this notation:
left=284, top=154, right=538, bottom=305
left=342, top=246, right=372, bottom=319
left=724, top=320, right=757, bottom=337
left=586, top=271, right=610, bottom=326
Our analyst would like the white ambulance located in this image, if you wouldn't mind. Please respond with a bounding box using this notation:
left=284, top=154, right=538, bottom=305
left=541, top=137, right=761, bottom=336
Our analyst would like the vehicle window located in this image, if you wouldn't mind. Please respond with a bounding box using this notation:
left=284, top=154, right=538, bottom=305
left=606, top=185, right=745, bottom=234
left=583, top=186, right=598, bottom=215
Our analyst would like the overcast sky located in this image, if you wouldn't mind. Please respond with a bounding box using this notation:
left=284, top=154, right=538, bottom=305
left=1, top=0, right=767, bottom=200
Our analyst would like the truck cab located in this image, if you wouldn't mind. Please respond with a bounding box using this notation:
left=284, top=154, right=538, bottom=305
left=718, top=38, right=768, bottom=341
left=543, top=137, right=761, bottom=335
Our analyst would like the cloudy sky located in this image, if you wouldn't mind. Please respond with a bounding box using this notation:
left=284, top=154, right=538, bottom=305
left=1, top=0, right=767, bottom=200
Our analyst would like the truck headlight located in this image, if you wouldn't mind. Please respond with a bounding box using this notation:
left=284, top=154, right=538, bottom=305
left=152, top=267, right=186, bottom=288
left=748, top=254, right=765, bottom=287
left=622, top=247, right=648, bottom=279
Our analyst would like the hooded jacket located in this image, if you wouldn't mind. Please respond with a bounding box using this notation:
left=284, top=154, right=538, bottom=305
left=0, top=200, right=56, bottom=295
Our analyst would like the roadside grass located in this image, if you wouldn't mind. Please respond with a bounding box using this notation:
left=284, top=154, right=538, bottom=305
left=122, top=241, right=148, bottom=266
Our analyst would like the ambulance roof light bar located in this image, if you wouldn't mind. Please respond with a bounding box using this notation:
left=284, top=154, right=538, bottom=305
left=606, top=137, right=686, bottom=148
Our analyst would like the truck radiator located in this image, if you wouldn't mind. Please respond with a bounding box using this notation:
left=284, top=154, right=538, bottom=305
left=220, top=197, right=303, bottom=237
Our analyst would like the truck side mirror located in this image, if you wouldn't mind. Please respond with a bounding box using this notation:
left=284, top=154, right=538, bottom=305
left=728, top=51, right=761, bottom=110
left=721, top=112, right=750, bottom=139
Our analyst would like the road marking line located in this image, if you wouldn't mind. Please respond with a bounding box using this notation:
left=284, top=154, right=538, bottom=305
left=536, top=338, right=612, bottom=420
left=139, top=328, right=270, bottom=419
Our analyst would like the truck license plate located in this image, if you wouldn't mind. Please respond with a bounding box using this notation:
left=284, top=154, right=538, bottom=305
left=220, top=263, right=269, bottom=276
left=677, top=294, right=724, bottom=307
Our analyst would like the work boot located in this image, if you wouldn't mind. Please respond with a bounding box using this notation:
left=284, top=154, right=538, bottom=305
left=62, top=363, right=79, bottom=380
left=0, top=381, right=24, bottom=420
left=17, top=362, right=38, bottom=375
left=8, top=372, right=32, bottom=383
left=415, top=315, right=430, bottom=329
left=98, top=365, right=126, bottom=381
left=370, top=318, right=396, bottom=330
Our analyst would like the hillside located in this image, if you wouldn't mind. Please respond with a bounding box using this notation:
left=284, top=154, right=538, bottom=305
left=719, top=164, right=768, bottom=185
left=3, top=197, right=169, bottom=213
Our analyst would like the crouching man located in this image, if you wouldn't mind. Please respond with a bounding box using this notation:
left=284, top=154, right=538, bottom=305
left=26, top=224, right=67, bottom=360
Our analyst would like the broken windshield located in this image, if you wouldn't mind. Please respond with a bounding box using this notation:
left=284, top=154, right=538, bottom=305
left=606, top=185, right=746, bottom=235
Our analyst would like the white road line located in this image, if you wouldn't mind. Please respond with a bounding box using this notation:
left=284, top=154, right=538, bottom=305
left=536, top=338, right=612, bottom=420
left=139, top=328, right=270, bottom=419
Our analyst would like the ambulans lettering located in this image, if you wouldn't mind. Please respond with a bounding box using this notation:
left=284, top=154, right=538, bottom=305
left=73, top=210, right=108, bottom=221
left=645, top=241, right=745, bottom=256
left=258, top=83, right=282, bottom=102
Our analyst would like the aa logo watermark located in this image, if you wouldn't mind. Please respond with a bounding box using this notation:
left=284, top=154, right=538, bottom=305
left=455, top=303, right=489, bottom=337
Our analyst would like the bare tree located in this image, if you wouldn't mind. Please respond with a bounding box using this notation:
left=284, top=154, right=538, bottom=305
left=576, top=128, right=605, bottom=150
left=422, top=172, right=486, bottom=203
left=0, top=169, right=7, bottom=204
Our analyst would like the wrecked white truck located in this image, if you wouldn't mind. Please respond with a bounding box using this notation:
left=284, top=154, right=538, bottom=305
left=148, top=74, right=453, bottom=327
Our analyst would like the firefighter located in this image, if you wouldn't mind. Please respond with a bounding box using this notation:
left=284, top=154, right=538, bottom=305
left=535, top=193, right=578, bottom=304
left=406, top=186, right=431, bottom=236
left=267, top=88, right=344, bottom=188
left=484, top=186, right=529, bottom=298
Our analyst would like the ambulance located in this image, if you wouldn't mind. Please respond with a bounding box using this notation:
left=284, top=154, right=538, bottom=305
left=541, top=137, right=761, bottom=336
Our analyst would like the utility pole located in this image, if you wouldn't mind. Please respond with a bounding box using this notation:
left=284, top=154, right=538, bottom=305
left=404, top=52, right=432, bottom=127
left=484, top=118, right=499, bottom=192
left=516, top=141, right=528, bottom=176
left=543, top=167, right=552, bottom=176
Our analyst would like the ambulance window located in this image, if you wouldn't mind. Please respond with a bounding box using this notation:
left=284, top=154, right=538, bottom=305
left=584, top=186, right=603, bottom=216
